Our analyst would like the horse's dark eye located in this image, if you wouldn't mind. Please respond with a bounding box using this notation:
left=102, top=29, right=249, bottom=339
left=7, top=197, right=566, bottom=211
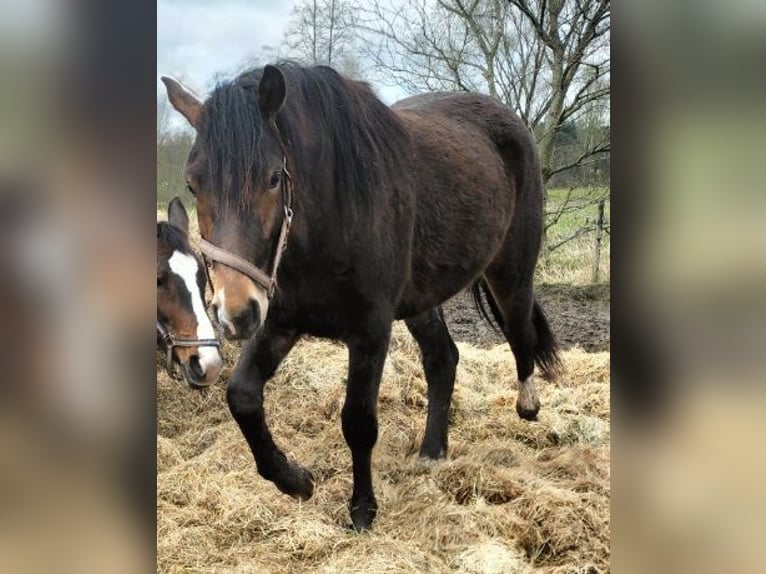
left=157, top=276, right=167, bottom=288
left=268, top=170, right=282, bottom=189
left=186, top=184, right=196, bottom=197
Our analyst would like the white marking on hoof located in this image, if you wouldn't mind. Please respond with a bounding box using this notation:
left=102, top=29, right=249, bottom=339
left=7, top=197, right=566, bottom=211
left=516, top=374, right=541, bottom=415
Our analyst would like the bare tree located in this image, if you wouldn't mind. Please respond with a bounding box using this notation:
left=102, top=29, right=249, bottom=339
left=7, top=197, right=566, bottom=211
left=512, top=0, right=610, bottom=184
left=353, top=0, right=610, bottom=188
left=285, top=0, right=361, bottom=76
left=157, top=96, right=171, bottom=146
left=157, top=91, right=194, bottom=205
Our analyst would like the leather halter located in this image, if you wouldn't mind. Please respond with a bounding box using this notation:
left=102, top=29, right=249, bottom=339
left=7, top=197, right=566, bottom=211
left=198, top=158, right=294, bottom=300
left=156, top=319, right=220, bottom=379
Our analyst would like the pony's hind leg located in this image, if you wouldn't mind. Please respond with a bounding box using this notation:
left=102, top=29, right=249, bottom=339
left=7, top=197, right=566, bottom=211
left=481, top=278, right=543, bottom=420
left=405, top=307, right=459, bottom=459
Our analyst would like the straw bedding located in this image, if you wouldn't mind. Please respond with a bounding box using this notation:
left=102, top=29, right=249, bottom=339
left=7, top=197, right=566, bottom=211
left=157, top=323, right=609, bottom=573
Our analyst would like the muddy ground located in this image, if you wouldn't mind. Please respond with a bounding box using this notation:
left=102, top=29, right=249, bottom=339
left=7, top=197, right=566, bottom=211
left=443, top=283, right=610, bottom=352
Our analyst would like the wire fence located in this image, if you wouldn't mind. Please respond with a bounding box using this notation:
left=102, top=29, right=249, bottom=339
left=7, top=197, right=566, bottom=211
left=544, top=187, right=610, bottom=284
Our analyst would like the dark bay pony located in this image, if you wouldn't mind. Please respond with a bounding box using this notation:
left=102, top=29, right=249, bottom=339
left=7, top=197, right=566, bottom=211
left=162, top=63, right=560, bottom=530
left=157, top=197, right=223, bottom=387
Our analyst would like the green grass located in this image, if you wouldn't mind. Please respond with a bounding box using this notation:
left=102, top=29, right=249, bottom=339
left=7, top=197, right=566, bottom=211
left=157, top=180, right=191, bottom=211
left=538, top=187, right=610, bottom=285
left=157, top=135, right=195, bottom=209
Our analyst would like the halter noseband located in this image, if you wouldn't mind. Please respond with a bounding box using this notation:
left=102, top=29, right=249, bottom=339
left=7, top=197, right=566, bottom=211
left=198, top=157, right=294, bottom=300
left=156, top=319, right=220, bottom=379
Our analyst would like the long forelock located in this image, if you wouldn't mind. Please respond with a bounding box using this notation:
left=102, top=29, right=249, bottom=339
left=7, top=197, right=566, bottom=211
left=201, top=73, right=268, bottom=212
left=199, top=62, right=412, bottom=222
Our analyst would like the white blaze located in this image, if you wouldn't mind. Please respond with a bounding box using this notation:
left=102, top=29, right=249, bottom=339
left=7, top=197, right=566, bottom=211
left=168, top=251, right=222, bottom=376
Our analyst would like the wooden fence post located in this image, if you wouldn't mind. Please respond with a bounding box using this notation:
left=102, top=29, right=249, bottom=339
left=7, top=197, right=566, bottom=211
left=591, top=199, right=605, bottom=284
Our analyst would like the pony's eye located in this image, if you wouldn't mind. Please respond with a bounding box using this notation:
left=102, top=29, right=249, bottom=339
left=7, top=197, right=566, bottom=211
left=186, top=184, right=196, bottom=197
left=157, top=275, right=167, bottom=288
left=268, top=170, right=282, bottom=189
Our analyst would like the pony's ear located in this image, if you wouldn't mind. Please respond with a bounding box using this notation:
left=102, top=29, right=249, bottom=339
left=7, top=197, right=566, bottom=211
left=258, top=65, right=286, bottom=117
left=161, top=76, right=202, bottom=128
left=167, top=196, right=189, bottom=235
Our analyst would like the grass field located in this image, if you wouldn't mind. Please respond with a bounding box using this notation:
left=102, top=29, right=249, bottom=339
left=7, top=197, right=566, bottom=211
left=539, top=187, right=610, bottom=285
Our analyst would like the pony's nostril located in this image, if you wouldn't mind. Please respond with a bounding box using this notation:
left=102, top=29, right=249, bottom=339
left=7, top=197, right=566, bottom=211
left=231, top=299, right=260, bottom=338
left=249, top=299, right=260, bottom=323
left=188, top=354, right=205, bottom=380
left=246, top=299, right=261, bottom=331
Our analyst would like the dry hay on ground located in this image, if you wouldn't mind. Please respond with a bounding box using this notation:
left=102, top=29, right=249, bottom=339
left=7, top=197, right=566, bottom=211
left=157, top=323, right=610, bottom=573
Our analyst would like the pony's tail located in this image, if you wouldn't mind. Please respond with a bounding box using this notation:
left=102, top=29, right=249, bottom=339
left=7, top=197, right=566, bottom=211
left=470, top=279, right=504, bottom=335
left=531, top=299, right=562, bottom=381
left=471, top=279, right=562, bottom=381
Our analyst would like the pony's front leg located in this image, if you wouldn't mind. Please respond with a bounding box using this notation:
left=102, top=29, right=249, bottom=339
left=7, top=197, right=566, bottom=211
left=226, top=323, right=314, bottom=500
left=342, top=324, right=391, bottom=531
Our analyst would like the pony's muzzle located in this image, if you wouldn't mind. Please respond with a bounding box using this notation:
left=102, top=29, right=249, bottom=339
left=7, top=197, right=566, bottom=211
left=183, top=348, right=224, bottom=388
left=210, top=269, right=269, bottom=340
left=212, top=296, right=262, bottom=340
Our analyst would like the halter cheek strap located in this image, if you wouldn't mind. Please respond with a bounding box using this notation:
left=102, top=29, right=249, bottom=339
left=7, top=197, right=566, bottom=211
left=198, top=159, right=293, bottom=300
left=156, top=319, right=220, bottom=379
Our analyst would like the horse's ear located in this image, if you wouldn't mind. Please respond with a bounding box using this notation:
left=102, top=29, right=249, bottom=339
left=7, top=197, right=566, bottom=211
left=258, top=65, right=286, bottom=117
left=167, top=196, right=189, bottom=235
left=161, top=76, right=202, bottom=128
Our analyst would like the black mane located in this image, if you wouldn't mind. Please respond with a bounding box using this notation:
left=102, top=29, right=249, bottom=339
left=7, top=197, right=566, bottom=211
left=200, top=62, right=411, bottom=219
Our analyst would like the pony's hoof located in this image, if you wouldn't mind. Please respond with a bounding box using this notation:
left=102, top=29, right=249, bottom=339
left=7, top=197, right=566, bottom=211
left=418, top=445, right=447, bottom=461
left=349, top=500, right=377, bottom=532
left=516, top=375, right=540, bottom=421
left=516, top=400, right=540, bottom=421
left=275, top=464, right=314, bottom=501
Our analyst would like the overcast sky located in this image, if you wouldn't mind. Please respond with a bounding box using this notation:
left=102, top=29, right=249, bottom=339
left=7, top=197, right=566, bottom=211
left=157, top=0, right=406, bottom=109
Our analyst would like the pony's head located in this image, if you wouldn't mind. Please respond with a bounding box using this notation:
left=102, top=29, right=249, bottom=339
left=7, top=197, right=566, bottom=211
left=157, top=197, right=223, bottom=387
left=161, top=67, right=291, bottom=339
